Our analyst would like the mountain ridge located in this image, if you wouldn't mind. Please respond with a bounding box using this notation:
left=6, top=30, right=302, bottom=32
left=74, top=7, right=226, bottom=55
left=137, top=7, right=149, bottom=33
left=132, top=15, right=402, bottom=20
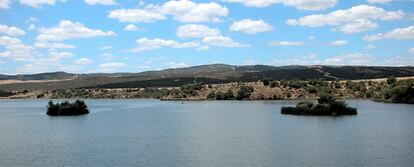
left=1, top=64, right=414, bottom=91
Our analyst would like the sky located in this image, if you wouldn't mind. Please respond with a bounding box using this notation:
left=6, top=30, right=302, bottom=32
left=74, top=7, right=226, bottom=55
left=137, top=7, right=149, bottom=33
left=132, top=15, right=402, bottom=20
left=0, top=0, right=413, bottom=74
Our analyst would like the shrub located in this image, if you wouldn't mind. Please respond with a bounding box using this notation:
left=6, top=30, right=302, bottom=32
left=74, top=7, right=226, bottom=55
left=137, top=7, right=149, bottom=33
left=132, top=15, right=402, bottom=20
left=262, top=78, right=271, bottom=86
left=207, top=91, right=216, bottom=99
left=214, top=89, right=235, bottom=100
left=375, top=79, right=414, bottom=104
left=387, top=76, right=397, bottom=85
left=0, top=90, right=15, bottom=97
left=318, top=94, right=336, bottom=104
left=281, top=96, right=357, bottom=116
left=269, top=81, right=279, bottom=88
left=236, top=86, right=254, bottom=100
left=47, top=100, right=89, bottom=116
left=180, top=83, right=203, bottom=96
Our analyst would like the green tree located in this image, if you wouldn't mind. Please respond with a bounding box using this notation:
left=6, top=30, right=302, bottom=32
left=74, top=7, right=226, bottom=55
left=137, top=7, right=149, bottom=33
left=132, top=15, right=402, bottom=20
left=387, top=76, right=397, bottom=85
left=236, top=86, right=254, bottom=100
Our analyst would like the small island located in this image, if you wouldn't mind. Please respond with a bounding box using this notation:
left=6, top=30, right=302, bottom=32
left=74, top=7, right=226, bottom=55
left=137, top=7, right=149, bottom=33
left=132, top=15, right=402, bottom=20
left=281, top=95, right=357, bottom=116
left=46, top=100, right=89, bottom=116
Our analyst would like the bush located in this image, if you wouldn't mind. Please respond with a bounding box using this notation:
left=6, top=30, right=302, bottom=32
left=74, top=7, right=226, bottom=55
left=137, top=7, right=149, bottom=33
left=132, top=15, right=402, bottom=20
left=317, top=94, right=336, bottom=104
left=387, top=76, right=397, bottom=85
left=0, top=90, right=15, bottom=97
left=236, top=86, right=254, bottom=100
left=269, top=81, right=279, bottom=88
left=262, top=78, right=271, bottom=86
left=47, top=100, right=89, bottom=116
left=307, top=86, right=317, bottom=94
left=180, top=83, right=203, bottom=96
left=207, top=91, right=216, bottom=99
left=375, top=79, right=414, bottom=104
left=281, top=97, right=357, bottom=116
left=214, top=89, right=235, bottom=100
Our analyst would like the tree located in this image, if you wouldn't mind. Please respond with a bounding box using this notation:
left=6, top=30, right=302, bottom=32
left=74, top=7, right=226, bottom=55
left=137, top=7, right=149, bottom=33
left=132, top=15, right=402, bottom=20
left=262, top=78, right=271, bottom=86
left=318, top=94, right=336, bottom=105
left=207, top=91, right=216, bottom=99
left=387, top=76, right=397, bottom=85
left=236, top=86, right=254, bottom=100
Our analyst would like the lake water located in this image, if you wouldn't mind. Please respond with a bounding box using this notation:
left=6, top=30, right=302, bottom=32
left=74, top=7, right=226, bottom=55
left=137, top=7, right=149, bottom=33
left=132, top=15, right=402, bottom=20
left=0, top=99, right=413, bottom=166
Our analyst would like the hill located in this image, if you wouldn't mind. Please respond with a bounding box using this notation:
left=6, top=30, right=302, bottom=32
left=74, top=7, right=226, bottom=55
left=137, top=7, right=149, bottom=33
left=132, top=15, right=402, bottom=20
left=1, top=64, right=414, bottom=91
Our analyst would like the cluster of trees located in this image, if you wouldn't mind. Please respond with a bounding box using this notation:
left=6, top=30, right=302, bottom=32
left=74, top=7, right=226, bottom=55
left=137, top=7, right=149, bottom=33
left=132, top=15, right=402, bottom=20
left=262, top=78, right=383, bottom=98
left=47, top=100, right=89, bottom=116
left=207, top=86, right=254, bottom=100
left=281, top=95, right=357, bottom=116
left=375, top=77, right=414, bottom=104
left=0, top=90, right=15, bottom=97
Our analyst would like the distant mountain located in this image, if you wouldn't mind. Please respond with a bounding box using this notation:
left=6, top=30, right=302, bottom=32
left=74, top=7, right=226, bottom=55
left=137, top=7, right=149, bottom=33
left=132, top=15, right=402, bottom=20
left=0, top=72, right=78, bottom=80
left=1, top=64, right=414, bottom=91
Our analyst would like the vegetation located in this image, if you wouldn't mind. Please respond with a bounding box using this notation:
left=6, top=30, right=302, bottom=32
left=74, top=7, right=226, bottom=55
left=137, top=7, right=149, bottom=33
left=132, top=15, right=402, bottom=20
left=375, top=79, right=414, bottom=104
left=180, top=83, right=203, bottom=96
left=236, top=86, right=254, bottom=100
left=5, top=77, right=414, bottom=104
left=281, top=95, right=357, bottom=116
left=208, top=89, right=235, bottom=100
left=0, top=90, right=15, bottom=97
left=47, top=100, right=89, bottom=116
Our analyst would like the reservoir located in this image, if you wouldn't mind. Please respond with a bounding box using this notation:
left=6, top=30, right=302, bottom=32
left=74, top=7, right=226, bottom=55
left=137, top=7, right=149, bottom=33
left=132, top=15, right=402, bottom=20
left=0, top=99, right=413, bottom=166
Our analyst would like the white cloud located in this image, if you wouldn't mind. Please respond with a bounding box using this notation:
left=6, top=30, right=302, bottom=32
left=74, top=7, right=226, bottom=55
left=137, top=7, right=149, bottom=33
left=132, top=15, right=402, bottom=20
left=363, top=25, right=414, bottom=41
left=102, top=53, right=114, bottom=61
left=229, top=19, right=273, bottom=34
left=382, top=55, right=414, bottom=66
left=367, top=0, right=392, bottom=3
left=74, top=57, right=93, bottom=65
left=176, top=24, right=249, bottom=48
left=269, top=41, right=305, bottom=46
left=98, top=45, right=112, bottom=50
left=123, top=24, right=142, bottom=31
left=196, top=45, right=210, bottom=51
left=108, top=0, right=228, bottom=23
left=323, top=53, right=374, bottom=65
left=84, top=0, right=116, bottom=5
left=34, top=42, right=75, bottom=49
left=131, top=37, right=200, bottom=52
left=49, top=51, right=73, bottom=60
left=18, top=0, right=58, bottom=8
left=28, top=24, right=36, bottom=31
left=222, top=0, right=338, bottom=10
left=337, top=19, right=378, bottom=34
left=16, top=51, right=77, bottom=74
left=166, top=61, right=189, bottom=68
left=287, top=5, right=404, bottom=33
left=108, top=8, right=166, bottom=23
left=327, top=40, right=348, bottom=46
left=37, top=20, right=115, bottom=42
left=99, top=62, right=127, bottom=68
left=202, top=35, right=250, bottom=47
left=0, top=36, right=34, bottom=61
left=177, top=24, right=220, bottom=38
left=365, top=44, right=376, bottom=50
left=271, top=55, right=320, bottom=66
left=0, top=0, right=11, bottom=9
left=0, top=24, right=25, bottom=36
left=409, top=48, right=414, bottom=55
left=162, top=0, right=228, bottom=22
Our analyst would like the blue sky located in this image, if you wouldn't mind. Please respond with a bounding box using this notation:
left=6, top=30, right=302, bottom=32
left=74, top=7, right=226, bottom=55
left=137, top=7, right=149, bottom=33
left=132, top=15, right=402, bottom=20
left=0, top=0, right=413, bottom=74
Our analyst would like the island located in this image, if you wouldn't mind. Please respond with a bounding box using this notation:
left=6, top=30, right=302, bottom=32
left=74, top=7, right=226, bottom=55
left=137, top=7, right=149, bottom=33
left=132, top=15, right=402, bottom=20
left=46, top=100, right=89, bottom=116
left=281, top=95, right=357, bottom=116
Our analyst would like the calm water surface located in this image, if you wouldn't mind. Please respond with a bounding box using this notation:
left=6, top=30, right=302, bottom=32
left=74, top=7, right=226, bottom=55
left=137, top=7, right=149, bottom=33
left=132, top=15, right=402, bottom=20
left=0, top=99, right=413, bottom=166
